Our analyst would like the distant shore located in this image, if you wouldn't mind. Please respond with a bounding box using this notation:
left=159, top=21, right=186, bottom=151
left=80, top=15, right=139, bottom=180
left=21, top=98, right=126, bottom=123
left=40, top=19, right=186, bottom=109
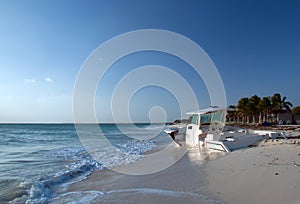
left=227, top=123, right=300, bottom=131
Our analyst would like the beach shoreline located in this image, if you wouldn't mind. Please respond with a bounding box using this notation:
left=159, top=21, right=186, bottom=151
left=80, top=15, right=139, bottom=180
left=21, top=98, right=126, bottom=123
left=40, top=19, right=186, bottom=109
left=60, top=135, right=300, bottom=204
left=61, top=146, right=224, bottom=204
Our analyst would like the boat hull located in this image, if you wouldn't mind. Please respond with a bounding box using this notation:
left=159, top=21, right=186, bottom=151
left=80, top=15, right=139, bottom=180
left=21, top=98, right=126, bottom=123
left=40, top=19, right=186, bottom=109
left=205, top=134, right=267, bottom=152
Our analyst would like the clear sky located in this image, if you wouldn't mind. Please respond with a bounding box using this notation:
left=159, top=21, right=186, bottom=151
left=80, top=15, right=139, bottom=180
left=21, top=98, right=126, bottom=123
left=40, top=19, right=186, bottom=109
left=0, top=0, right=299, bottom=123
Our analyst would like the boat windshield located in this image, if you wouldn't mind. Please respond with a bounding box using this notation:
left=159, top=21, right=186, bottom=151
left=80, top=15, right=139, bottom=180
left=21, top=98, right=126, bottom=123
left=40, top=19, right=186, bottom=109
left=189, top=109, right=227, bottom=133
left=198, top=110, right=226, bottom=133
left=200, top=114, right=211, bottom=124
left=191, top=114, right=199, bottom=125
left=208, top=110, right=226, bottom=133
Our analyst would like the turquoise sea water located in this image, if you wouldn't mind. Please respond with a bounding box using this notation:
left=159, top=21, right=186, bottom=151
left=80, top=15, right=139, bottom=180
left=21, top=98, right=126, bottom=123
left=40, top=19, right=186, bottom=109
left=0, top=124, right=161, bottom=203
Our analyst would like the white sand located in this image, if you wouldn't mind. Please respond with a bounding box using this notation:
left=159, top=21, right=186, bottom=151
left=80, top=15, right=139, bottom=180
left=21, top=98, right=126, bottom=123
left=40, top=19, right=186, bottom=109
left=203, top=141, right=300, bottom=204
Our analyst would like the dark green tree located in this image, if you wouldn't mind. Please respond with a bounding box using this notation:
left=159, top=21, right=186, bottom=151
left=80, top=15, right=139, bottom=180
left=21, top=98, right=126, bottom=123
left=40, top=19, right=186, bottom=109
left=292, top=106, right=300, bottom=115
left=227, top=105, right=237, bottom=122
left=237, top=97, right=251, bottom=123
left=249, top=95, right=261, bottom=123
left=258, top=97, right=272, bottom=122
left=292, top=106, right=300, bottom=124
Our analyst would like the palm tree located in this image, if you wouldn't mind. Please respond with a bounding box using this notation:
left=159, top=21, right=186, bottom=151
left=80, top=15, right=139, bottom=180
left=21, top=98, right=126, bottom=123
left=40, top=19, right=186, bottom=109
left=237, top=97, right=251, bottom=123
left=227, top=105, right=237, bottom=123
left=258, top=97, right=272, bottom=122
left=292, top=106, right=300, bottom=124
left=280, top=96, right=293, bottom=111
left=271, top=93, right=293, bottom=122
left=249, top=95, right=261, bottom=123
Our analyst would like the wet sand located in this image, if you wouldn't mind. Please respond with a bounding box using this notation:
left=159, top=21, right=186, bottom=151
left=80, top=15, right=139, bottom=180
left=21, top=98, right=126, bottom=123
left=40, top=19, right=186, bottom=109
left=64, top=147, right=223, bottom=204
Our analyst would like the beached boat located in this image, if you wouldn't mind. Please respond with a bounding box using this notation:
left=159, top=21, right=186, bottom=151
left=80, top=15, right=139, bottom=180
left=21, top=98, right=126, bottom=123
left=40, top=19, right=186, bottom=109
left=165, top=107, right=285, bottom=152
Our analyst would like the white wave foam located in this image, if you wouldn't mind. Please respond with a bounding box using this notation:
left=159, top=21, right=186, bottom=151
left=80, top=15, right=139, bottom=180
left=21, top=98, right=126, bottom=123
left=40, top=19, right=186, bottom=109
left=50, top=191, right=105, bottom=204
left=50, top=188, right=223, bottom=204
left=25, top=139, right=156, bottom=203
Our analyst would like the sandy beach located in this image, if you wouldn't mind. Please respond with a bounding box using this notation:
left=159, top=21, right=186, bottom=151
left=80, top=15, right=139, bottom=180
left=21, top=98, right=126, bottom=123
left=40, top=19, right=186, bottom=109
left=61, top=139, right=300, bottom=204
left=203, top=140, right=300, bottom=204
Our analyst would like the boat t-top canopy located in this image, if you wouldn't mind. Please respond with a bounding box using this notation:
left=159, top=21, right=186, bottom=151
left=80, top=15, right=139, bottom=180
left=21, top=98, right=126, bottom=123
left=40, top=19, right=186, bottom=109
left=186, top=106, right=227, bottom=134
left=186, top=106, right=227, bottom=115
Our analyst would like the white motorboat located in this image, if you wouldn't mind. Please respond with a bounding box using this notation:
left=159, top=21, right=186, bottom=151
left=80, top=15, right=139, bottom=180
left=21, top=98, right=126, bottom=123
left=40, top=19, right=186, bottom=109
left=165, top=106, right=285, bottom=152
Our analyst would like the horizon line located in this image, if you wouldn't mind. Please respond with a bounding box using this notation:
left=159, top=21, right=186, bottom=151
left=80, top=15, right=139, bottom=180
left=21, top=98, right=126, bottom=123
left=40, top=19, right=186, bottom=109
left=0, top=122, right=170, bottom=125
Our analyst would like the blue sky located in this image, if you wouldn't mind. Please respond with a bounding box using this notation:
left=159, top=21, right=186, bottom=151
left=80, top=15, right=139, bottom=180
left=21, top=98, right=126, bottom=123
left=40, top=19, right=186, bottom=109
left=0, top=0, right=299, bottom=123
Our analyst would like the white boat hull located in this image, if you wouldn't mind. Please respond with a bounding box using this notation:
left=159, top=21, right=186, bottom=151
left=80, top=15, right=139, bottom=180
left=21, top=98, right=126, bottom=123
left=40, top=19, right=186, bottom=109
left=205, top=134, right=268, bottom=152
left=205, top=140, right=230, bottom=152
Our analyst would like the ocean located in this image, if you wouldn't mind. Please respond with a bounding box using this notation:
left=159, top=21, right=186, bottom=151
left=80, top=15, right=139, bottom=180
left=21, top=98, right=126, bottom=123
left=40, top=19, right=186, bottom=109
left=0, top=123, right=166, bottom=203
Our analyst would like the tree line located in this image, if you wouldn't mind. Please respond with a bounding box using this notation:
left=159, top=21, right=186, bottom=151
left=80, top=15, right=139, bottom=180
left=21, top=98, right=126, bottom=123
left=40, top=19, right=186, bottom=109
left=228, top=93, right=296, bottom=124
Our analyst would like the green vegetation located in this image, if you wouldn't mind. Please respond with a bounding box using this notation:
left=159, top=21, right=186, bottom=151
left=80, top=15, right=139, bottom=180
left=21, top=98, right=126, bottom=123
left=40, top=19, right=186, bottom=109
left=292, top=106, right=300, bottom=115
left=228, top=93, right=294, bottom=124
